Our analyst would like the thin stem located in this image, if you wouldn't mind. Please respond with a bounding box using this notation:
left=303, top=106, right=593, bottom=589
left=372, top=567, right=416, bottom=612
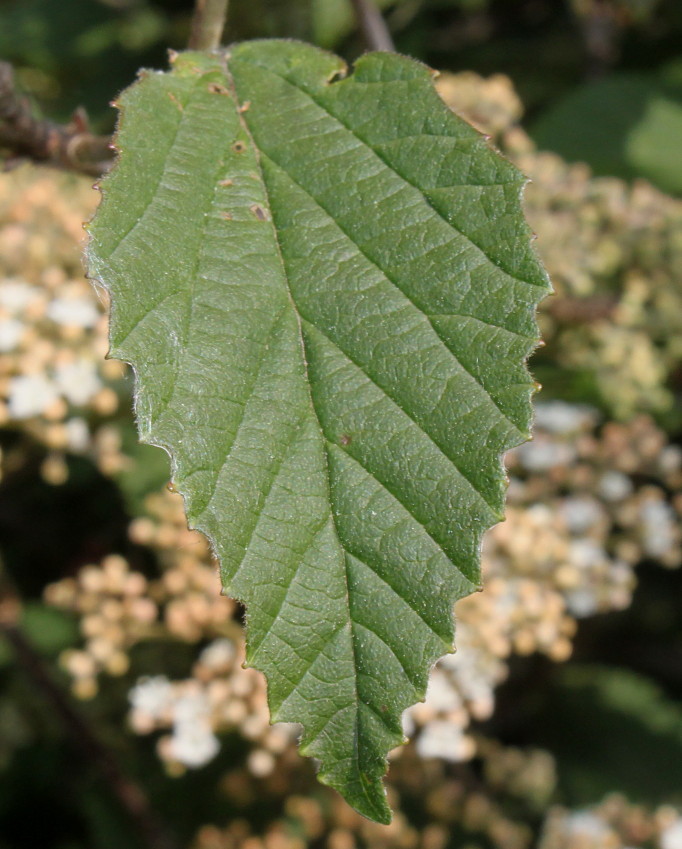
left=0, top=62, right=114, bottom=177
left=188, top=0, right=229, bottom=51
left=349, top=0, right=395, bottom=52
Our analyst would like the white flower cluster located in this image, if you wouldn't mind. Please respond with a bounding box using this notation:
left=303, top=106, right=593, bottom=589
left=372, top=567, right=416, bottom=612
left=128, top=639, right=299, bottom=774
left=1, top=278, right=105, bottom=420
left=0, top=169, right=126, bottom=481
left=540, top=797, right=682, bottom=849
left=662, top=820, right=682, bottom=849
left=130, top=675, right=220, bottom=769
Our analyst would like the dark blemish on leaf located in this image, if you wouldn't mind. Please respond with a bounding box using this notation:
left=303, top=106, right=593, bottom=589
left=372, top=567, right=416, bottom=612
left=219, top=179, right=233, bottom=187
left=208, top=82, right=230, bottom=96
left=232, top=141, right=247, bottom=153
left=221, top=211, right=233, bottom=220
left=238, top=100, right=251, bottom=113
left=250, top=204, right=269, bottom=222
left=339, top=434, right=352, bottom=446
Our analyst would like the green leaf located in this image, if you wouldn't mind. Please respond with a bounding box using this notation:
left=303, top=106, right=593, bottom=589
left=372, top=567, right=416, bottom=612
left=87, top=41, right=549, bottom=822
left=20, top=604, right=79, bottom=657
left=531, top=72, right=682, bottom=196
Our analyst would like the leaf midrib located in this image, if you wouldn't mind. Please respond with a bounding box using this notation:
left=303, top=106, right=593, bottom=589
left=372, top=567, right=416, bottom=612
left=227, top=67, right=381, bottom=820
left=230, top=54, right=491, bottom=789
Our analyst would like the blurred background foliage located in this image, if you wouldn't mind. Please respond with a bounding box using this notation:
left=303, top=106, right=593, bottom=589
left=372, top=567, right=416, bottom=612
left=1, top=1, right=682, bottom=849
left=2, top=0, right=682, bottom=192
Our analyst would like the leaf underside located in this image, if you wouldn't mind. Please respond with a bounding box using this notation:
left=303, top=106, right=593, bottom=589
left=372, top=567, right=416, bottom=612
left=87, top=41, right=550, bottom=823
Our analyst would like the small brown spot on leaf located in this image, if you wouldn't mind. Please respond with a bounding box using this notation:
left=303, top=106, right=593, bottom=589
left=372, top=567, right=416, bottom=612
left=232, top=140, right=247, bottom=153
left=221, top=211, right=233, bottom=221
left=339, top=434, right=352, bottom=446
left=208, top=82, right=230, bottom=96
left=167, top=481, right=178, bottom=493
left=167, top=92, right=183, bottom=112
left=219, top=179, right=233, bottom=187
left=238, top=100, right=251, bottom=113
left=250, top=204, right=269, bottom=222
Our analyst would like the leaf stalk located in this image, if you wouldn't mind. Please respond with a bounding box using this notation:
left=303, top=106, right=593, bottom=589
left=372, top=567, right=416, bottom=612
left=349, top=0, right=395, bottom=52
left=188, top=0, right=229, bottom=51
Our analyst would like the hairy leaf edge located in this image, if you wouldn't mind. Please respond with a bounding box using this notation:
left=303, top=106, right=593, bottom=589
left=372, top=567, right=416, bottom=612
left=84, top=42, right=551, bottom=825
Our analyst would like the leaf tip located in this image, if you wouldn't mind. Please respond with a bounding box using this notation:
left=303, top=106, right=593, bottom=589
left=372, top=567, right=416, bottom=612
left=316, top=771, right=393, bottom=825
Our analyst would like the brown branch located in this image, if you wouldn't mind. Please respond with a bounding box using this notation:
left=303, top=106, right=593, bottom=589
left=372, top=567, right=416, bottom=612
left=188, top=0, right=229, bottom=51
left=544, top=294, right=618, bottom=324
left=349, top=0, right=396, bottom=52
left=0, top=62, right=114, bottom=177
left=0, top=586, right=177, bottom=849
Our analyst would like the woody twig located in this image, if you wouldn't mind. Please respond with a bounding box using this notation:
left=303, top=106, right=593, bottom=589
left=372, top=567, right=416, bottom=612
left=0, top=61, right=114, bottom=177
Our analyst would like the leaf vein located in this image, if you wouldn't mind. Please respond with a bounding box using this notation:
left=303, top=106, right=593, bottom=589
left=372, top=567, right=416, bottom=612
left=262, top=154, right=525, bottom=443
